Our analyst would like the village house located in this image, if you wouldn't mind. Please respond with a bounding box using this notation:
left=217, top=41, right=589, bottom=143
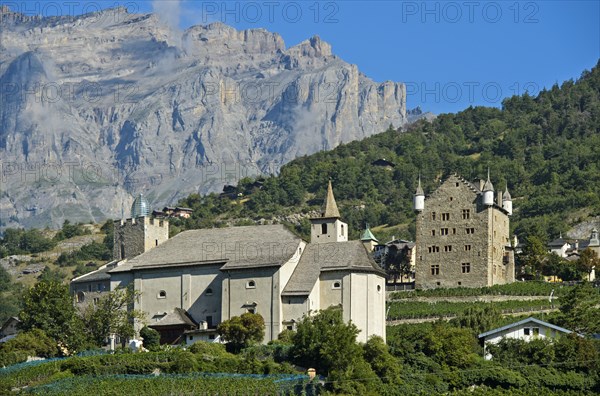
left=413, top=173, right=515, bottom=289
left=71, top=182, right=386, bottom=345
left=478, top=317, right=575, bottom=360
left=0, top=317, right=21, bottom=343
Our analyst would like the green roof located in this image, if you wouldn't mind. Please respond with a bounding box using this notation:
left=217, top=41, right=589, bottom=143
left=360, top=227, right=378, bottom=242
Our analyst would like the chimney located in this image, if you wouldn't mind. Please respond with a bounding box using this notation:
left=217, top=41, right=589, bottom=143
left=479, top=179, right=485, bottom=191
left=497, top=191, right=502, bottom=206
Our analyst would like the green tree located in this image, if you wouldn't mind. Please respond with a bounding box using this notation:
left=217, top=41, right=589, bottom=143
left=54, top=220, right=87, bottom=241
left=0, top=265, right=11, bottom=292
left=363, top=335, right=403, bottom=384
left=453, top=305, right=502, bottom=334
left=558, top=282, right=600, bottom=334
left=577, top=248, right=600, bottom=281
left=290, top=307, right=363, bottom=375
left=519, top=236, right=548, bottom=279
left=81, top=286, right=143, bottom=347
left=217, top=313, right=265, bottom=353
left=19, top=280, right=86, bottom=353
left=423, top=323, right=479, bottom=368
left=139, top=326, right=161, bottom=351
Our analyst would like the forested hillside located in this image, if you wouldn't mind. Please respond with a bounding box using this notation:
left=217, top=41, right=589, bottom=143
left=171, top=60, right=600, bottom=243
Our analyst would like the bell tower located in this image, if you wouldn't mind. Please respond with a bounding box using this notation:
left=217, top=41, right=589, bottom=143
left=310, top=180, right=348, bottom=243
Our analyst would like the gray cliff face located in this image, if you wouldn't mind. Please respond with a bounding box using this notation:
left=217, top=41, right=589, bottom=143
left=0, top=7, right=406, bottom=228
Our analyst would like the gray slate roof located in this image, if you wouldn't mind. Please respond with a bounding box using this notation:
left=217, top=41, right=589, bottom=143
left=71, top=260, right=118, bottom=283
left=282, top=240, right=386, bottom=296
left=110, top=224, right=302, bottom=272
left=478, top=317, right=573, bottom=339
left=149, top=308, right=197, bottom=328
left=548, top=238, right=569, bottom=247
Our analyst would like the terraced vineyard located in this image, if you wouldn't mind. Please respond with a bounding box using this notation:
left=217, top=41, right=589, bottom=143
left=387, top=299, right=555, bottom=320
left=389, top=282, right=571, bottom=300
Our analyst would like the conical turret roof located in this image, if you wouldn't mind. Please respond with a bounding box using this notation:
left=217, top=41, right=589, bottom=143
left=322, top=180, right=340, bottom=218
left=502, top=187, right=512, bottom=201
left=415, top=177, right=424, bottom=196
left=483, top=169, right=494, bottom=192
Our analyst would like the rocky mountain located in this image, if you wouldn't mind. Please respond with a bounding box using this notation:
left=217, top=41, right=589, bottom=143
left=0, top=6, right=407, bottom=228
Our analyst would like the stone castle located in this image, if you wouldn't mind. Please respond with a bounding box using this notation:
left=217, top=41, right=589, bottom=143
left=413, top=173, right=515, bottom=289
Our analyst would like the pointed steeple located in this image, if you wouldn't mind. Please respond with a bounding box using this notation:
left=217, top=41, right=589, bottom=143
left=322, top=180, right=340, bottom=218
left=483, top=168, right=494, bottom=192
left=415, top=176, right=424, bottom=196
left=502, top=186, right=512, bottom=201
left=413, top=175, right=425, bottom=212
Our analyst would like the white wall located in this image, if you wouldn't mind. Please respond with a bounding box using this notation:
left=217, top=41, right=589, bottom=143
left=483, top=322, right=564, bottom=360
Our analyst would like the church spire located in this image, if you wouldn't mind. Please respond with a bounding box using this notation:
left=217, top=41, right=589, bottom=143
left=322, top=180, right=340, bottom=218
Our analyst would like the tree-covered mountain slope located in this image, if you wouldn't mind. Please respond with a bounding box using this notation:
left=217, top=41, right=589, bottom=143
left=170, top=61, right=600, bottom=242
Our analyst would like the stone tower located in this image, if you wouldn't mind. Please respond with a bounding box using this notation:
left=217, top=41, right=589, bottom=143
left=113, top=194, right=169, bottom=260
left=310, top=181, right=348, bottom=243
left=414, top=173, right=515, bottom=289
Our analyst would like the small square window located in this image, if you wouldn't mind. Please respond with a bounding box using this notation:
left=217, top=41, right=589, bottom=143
left=189, top=335, right=193, bottom=341
left=209, top=334, right=215, bottom=340
left=524, top=328, right=530, bottom=336
left=431, top=265, right=440, bottom=275
left=533, top=327, right=539, bottom=336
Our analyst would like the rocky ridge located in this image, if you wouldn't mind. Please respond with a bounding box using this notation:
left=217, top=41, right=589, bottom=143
left=0, top=6, right=407, bottom=228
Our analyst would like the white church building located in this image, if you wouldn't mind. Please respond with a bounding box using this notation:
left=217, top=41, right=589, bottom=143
left=71, top=182, right=387, bottom=344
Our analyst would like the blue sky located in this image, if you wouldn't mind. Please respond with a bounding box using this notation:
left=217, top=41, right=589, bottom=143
left=3, top=0, right=599, bottom=114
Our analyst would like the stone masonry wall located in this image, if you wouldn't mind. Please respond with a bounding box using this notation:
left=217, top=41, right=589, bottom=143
left=415, top=174, right=513, bottom=289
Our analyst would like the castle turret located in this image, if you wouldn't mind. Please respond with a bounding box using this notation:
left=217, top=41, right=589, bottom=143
left=502, top=187, right=512, bottom=216
left=361, top=224, right=379, bottom=252
left=310, top=180, right=348, bottom=243
left=482, top=170, right=494, bottom=206
left=413, top=177, right=425, bottom=212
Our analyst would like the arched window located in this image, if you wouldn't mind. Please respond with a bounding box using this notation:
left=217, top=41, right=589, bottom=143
left=158, top=290, right=167, bottom=299
left=206, top=288, right=213, bottom=296
left=321, top=223, right=327, bottom=234
left=76, top=291, right=85, bottom=303
left=332, top=281, right=341, bottom=289
left=246, top=280, right=256, bottom=289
